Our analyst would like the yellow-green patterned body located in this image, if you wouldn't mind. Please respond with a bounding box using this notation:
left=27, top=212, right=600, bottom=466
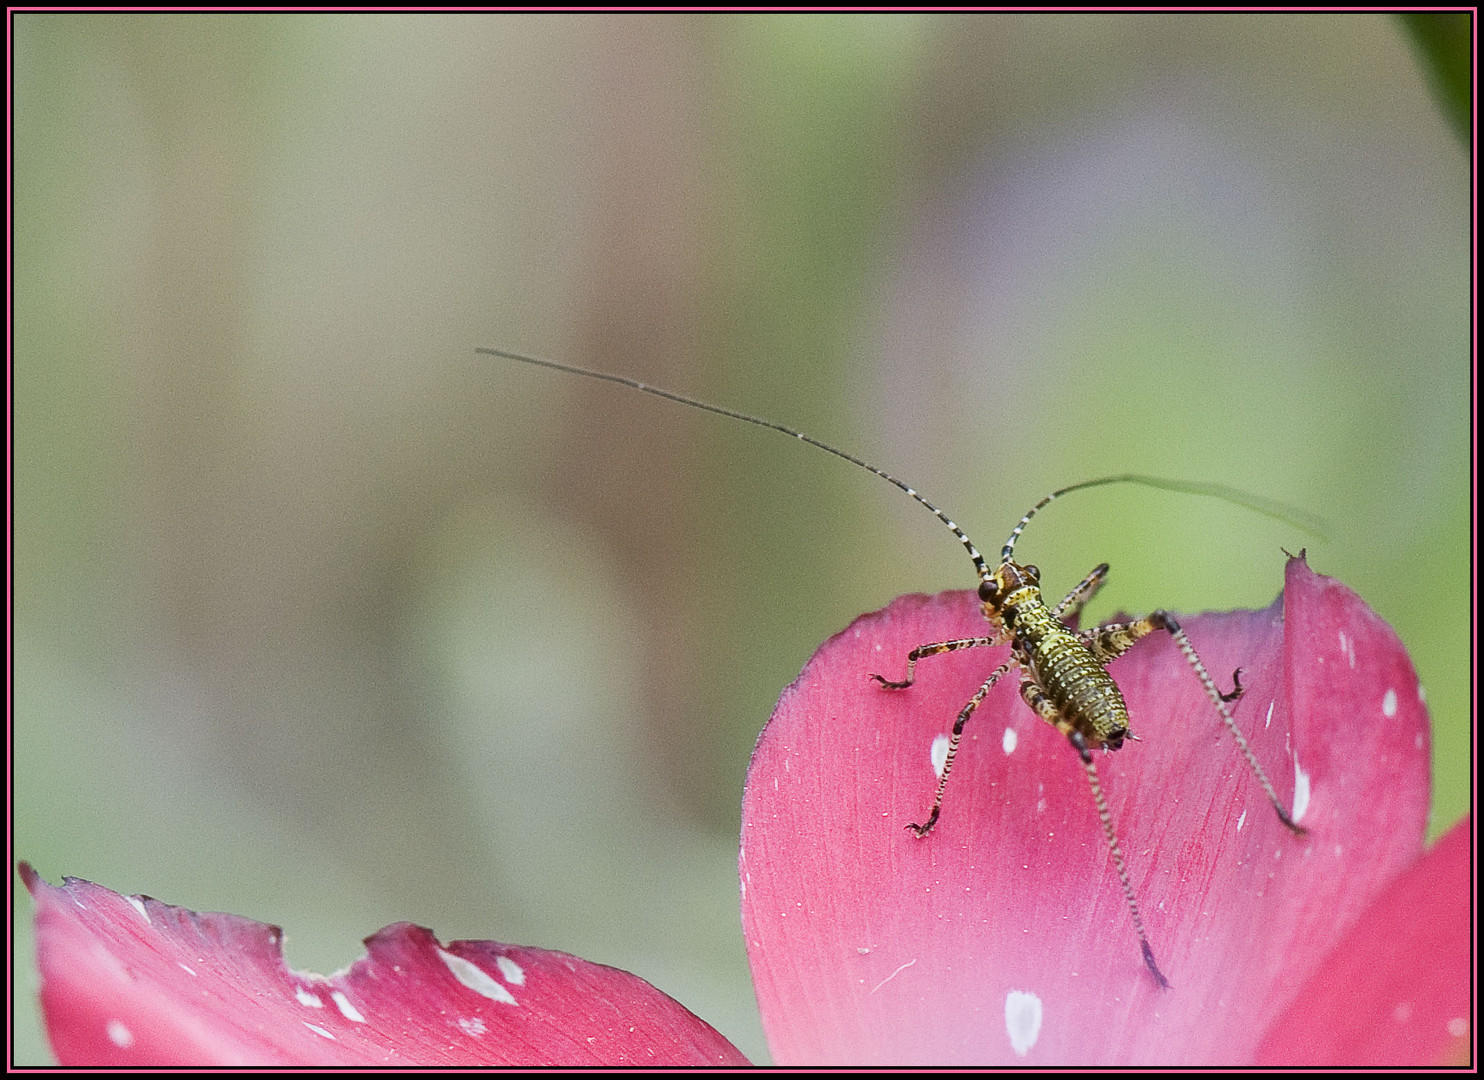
left=980, top=560, right=1131, bottom=751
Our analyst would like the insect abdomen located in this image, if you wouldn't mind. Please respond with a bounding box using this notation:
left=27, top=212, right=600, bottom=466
left=1017, top=605, right=1130, bottom=748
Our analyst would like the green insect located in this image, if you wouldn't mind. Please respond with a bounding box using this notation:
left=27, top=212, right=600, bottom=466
left=482, top=346, right=1312, bottom=988
left=868, top=475, right=1310, bottom=987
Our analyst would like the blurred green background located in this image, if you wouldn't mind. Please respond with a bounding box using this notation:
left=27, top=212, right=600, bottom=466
left=13, top=14, right=1468, bottom=1065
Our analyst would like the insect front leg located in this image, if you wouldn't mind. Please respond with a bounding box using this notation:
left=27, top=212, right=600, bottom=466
left=903, top=655, right=1016, bottom=838
left=1082, top=611, right=1305, bottom=836
left=1049, top=562, right=1110, bottom=624
left=869, top=634, right=1002, bottom=690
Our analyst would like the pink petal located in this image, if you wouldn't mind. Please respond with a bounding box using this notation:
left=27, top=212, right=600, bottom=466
left=21, top=863, right=747, bottom=1066
left=1253, top=815, right=1471, bottom=1066
left=740, top=557, right=1429, bottom=1065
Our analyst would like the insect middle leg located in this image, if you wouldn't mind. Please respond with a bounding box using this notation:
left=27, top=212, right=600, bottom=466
left=894, top=655, right=1017, bottom=838
left=1082, top=610, right=1305, bottom=835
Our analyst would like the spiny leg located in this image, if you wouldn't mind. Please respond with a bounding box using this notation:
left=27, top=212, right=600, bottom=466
left=869, top=635, right=1002, bottom=690
left=1069, top=729, right=1171, bottom=990
left=1081, top=613, right=1302, bottom=835
left=1077, top=620, right=1244, bottom=703
left=1076, top=617, right=1158, bottom=664
left=905, top=656, right=1015, bottom=837
left=1017, top=678, right=1169, bottom=988
left=1157, top=612, right=1306, bottom=834
left=1049, top=562, right=1110, bottom=624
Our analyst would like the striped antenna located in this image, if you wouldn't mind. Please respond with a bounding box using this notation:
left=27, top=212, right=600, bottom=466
left=1002, top=474, right=1326, bottom=563
left=479, top=347, right=993, bottom=581
left=483, top=349, right=1323, bottom=579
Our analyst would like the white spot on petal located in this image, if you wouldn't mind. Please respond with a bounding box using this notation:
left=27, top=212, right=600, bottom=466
left=105, top=1019, right=133, bottom=1048
left=1236, top=809, right=1247, bottom=832
left=1264, top=701, right=1274, bottom=730
left=457, top=1016, right=487, bottom=1036
left=1005, top=990, right=1043, bottom=1056
left=126, top=897, right=149, bottom=923
left=1291, top=756, right=1311, bottom=826
left=496, top=955, right=525, bottom=985
left=295, top=986, right=324, bottom=1008
left=1447, top=1017, right=1467, bottom=1038
left=930, top=734, right=950, bottom=777
left=177, top=963, right=196, bottom=977
left=303, top=1022, right=336, bottom=1040
left=331, top=990, right=365, bottom=1023
left=1382, top=688, right=1398, bottom=718
left=1394, top=1001, right=1414, bottom=1022
left=1002, top=727, right=1018, bottom=754
left=1418, top=684, right=1427, bottom=704
left=1337, top=630, right=1356, bottom=668
left=439, top=949, right=518, bottom=1005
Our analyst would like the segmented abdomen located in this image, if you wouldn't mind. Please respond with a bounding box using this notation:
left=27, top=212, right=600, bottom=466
left=1017, top=605, right=1129, bottom=746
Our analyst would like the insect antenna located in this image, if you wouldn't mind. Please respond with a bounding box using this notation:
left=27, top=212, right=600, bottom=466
left=479, top=347, right=994, bottom=582
left=1002, top=474, right=1326, bottom=563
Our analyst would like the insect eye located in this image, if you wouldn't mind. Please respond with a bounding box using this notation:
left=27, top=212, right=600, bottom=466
left=977, top=580, right=997, bottom=604
left=1023, top=564, right=1040, bottom=582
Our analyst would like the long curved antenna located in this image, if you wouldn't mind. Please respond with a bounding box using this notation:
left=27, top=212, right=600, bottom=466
left=1001, top=474, right=1328, bottom=563
left=479, top=347, right=993, bottom=581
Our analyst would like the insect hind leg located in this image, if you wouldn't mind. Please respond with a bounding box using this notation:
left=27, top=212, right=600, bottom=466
left=1156, top=612, right=1307, bottom=834
left=1018, top=673, right=1168, bottom=986
left=1082, top=611, right=1305, bottom=836
left=1068, top=729, right=1171, bottom=990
